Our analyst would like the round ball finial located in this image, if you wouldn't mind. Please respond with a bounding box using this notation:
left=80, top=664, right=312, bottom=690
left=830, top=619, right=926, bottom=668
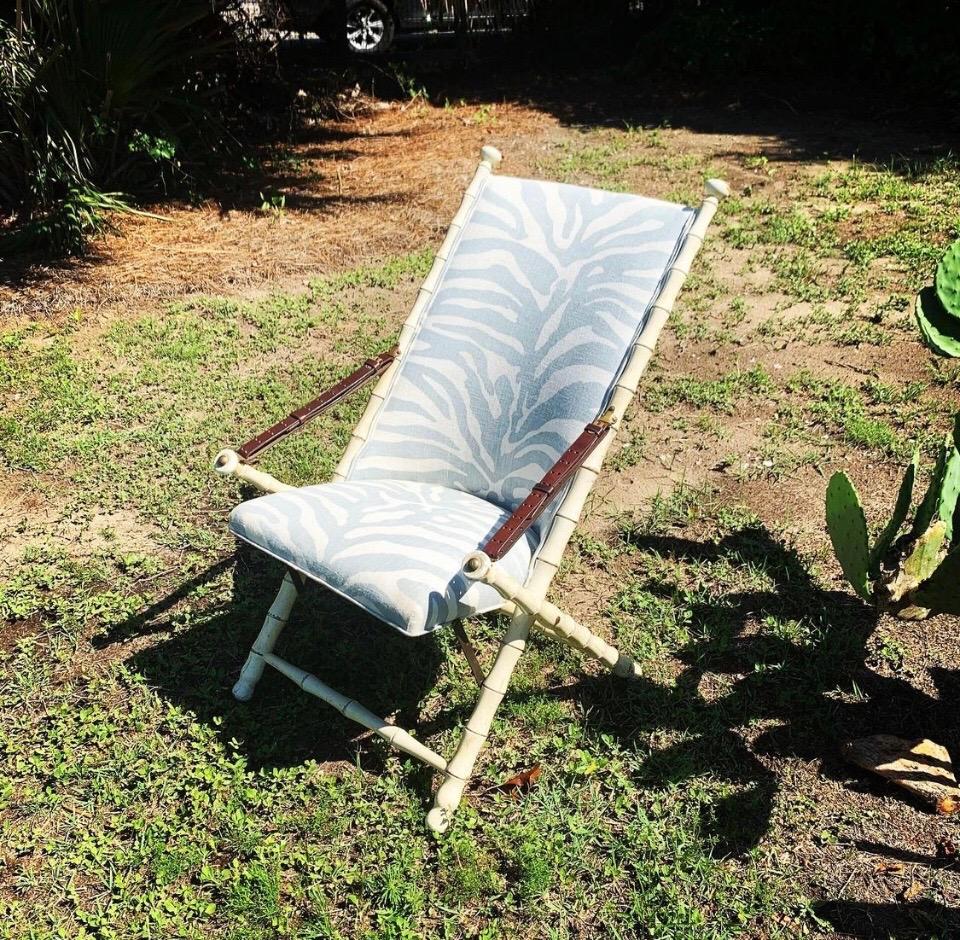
left=480, top=145, right=502, bottom=169
left=462, top=551, right=492, bottom=581
left=705, top=178, right=731, bottom=199
left=213, top=448, right=241, bottom=475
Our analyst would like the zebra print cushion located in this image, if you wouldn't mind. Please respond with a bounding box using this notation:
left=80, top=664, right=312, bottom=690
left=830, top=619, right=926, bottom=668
left=346, top=174, right=695, bottom=541
left=229, top=480, right=537, bottom=636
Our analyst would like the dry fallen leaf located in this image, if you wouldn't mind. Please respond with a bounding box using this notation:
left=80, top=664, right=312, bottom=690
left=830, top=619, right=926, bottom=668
left=874, top=861, right=905, bottom=875
left=493, top=765, right=542, bottom=796
left=899, top=880, right=924, bottom=902
left=937, top=794, right=959, bottom=815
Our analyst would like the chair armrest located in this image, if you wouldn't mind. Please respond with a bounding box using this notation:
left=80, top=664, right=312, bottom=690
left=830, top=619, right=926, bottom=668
left=480, top=408, right=614, bottom=561
left=214, top=345, right=397, bottom=476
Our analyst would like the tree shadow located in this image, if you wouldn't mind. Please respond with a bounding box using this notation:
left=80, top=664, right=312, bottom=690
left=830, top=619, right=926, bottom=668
left=7, top=30, right=955, bottom=295
left=553, top=523, right=889, bottom=857
left=541, top=518, right=960, bottom=935
left=814, top=898, right=960, bottom=938
left=118, top=546, right=449, bottom=778
left=317, top=34, right=959, bottom=178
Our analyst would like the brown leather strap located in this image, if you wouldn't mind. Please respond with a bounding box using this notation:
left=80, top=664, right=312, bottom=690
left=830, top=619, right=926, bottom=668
left=482, top=410, right=614, bottom=561
left=237, top=346, right=398, bottom=462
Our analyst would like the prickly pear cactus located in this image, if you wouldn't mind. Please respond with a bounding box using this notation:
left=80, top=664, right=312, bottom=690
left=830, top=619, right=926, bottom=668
left=938, top=447, right=960, bottom=544
left=826, top=471, right=872, bottom=600
left=914, top=545, right=960, bottom=615
left=883, top=521, right=946, bottom=613
left=903, top=521, right=947, bottom=584
left=912, top=440, right=950, bottom=538
left=936, top=236, right=960, bottom=320
left=826, top=412, right=960, bottom=617
left=915, top=287, right=960, bottom=358
left=869, top=449, right=917, bottom=577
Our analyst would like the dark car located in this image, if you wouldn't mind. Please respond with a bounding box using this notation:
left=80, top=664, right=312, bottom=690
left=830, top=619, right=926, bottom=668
left=276, top=1, right=661, bottom=55
left=272, top=0, right=528, bottom=54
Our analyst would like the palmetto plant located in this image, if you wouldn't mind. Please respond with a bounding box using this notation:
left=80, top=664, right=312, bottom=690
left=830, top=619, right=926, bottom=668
left=0, top=0, right=238, bottom=253
left=826, top=415, right=960, bottom=619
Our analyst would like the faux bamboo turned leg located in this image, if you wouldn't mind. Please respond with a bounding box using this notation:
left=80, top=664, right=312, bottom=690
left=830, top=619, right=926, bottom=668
left=463, top=553, right=640, bottom=679
left=232, top=572, right=299, bottom=702
left=426, top=609, right=533, bottom=834
left=534, top=604, right=640, bottom=678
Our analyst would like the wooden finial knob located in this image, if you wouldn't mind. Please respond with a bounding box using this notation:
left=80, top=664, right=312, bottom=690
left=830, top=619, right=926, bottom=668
left=705, top=178, right=730, bottom=199
left=462, top=551, right=492, bottom=580
left=480, top=145, right=502, bottom=170
left=213, top=448, right=241, bottom=475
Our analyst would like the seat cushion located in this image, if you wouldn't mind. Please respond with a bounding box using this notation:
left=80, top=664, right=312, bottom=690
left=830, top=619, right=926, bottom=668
left=229, top=480, right=537, bottom=636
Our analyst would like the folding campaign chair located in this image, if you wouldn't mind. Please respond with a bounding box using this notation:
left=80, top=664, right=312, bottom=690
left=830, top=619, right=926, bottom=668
left=213, top=146, right=728, bottom=833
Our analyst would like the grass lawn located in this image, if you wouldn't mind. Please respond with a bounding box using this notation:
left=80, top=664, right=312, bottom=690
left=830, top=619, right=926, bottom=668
left=2, top=77, right=959, bottom=938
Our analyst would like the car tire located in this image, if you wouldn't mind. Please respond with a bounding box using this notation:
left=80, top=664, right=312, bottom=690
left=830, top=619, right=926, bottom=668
left=345, top=0, right=395, bottom=55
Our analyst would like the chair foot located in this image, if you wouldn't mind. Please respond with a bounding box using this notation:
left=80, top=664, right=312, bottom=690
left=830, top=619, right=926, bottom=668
left=232, top=676, right=257, bottom=702
left=427, top=773, right=466, bottom=834
left=426, top=807, right=450, bottom=834
left=231, top=573, right=299, bottom=704
left=612, top=653, right=642, bottom=679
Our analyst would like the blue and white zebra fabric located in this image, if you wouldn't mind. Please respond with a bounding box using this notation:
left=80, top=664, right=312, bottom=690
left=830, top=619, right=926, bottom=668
left=229, top=481, right=536, bottom=635
left=347, top=175, right=694, bottom=533
left=231, top=173, right=694, bottom=636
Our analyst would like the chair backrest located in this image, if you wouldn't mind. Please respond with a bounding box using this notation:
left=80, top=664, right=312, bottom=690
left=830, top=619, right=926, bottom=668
left=347, top=174, right=694, bottom=534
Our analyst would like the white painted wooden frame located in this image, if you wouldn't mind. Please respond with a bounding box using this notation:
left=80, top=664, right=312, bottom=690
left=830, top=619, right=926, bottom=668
left=214, top=146, right=729, bottom=833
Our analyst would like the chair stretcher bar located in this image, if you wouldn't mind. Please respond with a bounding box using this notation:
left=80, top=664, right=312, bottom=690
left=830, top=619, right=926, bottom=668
left=263, top=651, right=448, bottom=772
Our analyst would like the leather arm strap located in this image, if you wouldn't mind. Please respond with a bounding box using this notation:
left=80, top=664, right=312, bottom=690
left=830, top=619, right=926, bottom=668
left=236, top=346, right=398, bottom=462
left=482, top=409, right=615, bottom=561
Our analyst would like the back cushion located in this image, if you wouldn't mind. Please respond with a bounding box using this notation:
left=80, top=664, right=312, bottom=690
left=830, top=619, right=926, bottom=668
left=347, top=174, right=694, bottom=521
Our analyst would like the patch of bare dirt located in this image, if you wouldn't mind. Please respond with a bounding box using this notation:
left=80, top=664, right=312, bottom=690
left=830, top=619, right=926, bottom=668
left=0, top=101, right=553, bottom=323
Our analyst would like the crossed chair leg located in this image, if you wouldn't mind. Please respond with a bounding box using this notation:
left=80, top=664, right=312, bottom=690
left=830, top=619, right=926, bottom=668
left=232, top=552, right=640, bottom=834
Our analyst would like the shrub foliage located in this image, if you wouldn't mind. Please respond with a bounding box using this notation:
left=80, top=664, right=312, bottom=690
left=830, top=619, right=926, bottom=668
left=0, top=1, right=246, bottom=254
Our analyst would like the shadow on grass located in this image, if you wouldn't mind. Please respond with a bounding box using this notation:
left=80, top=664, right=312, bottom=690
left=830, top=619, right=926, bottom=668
left=120, top=545, right=447, bottom=780
left=110, top=515, right=958, bottom=931
left=326, top=40, right=959, bottom=178
left=552, top=520, right=958, bottom=933
left=552, top=524, right=880, bottom=853
left=814, top=898, right=960, bottom=938
left=5, top=37, right=956, bottom=297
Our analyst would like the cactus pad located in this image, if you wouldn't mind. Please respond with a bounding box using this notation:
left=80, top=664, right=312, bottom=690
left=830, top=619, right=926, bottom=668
left=939, top=446, right=960, bottom=545
left=915, top=287, right=960, bottom=358
left=903, top=520, right=947, bottom=584
left=914, top=545, right=960, bottom=615
left=912, top=440, right=950, bottom=538
left=826, top=471, right=872, bottom=600
left=936, top=236, right=960, bottom=320
left=868, top=448, right=917, bottom=577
